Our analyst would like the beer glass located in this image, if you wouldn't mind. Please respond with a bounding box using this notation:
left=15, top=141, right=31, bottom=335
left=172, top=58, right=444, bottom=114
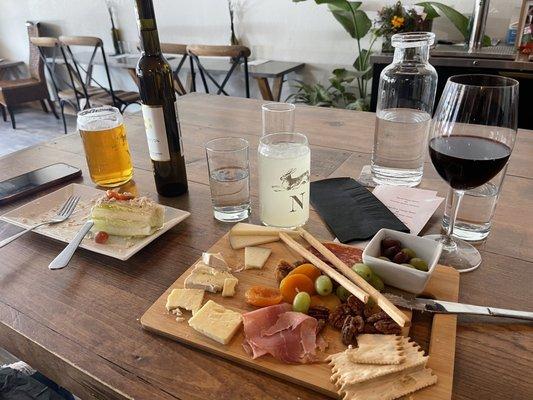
left=78, top=106, right=133, bottom=187
left=258, top=132, right=310, bottom=228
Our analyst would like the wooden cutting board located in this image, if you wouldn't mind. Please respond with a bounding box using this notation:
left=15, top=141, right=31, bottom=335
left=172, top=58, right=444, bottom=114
left=141, top=233, right=459, bottom=399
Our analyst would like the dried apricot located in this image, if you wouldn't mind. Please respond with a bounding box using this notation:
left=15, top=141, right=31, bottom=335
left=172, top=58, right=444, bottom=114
left=245, top=286, right=283, bottom=307
left=287, top=263, right=322, bottom=282
left=279, top=273, right=315, bottom=303
left=310, top=294, right=342, bottom=312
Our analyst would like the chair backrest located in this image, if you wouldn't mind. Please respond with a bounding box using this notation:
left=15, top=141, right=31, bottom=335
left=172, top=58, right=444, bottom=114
left=30, top=36, right=64, bottom=105
left=160, top=43, right=187, bottom=55
left=26, top=21, right=45, bottom=82
left=186, top=44, right=251, bottom=98
left=161, top=43, right=189, bottom=96
left=58, top=35, right=118, bottom=109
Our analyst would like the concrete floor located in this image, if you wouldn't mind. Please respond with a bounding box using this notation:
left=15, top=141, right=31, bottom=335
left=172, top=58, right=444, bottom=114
left=0, top=104, right=77, bottom=158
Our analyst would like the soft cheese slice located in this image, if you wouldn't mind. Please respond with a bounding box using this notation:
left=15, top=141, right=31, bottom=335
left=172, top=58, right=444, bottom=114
left=229, top=234, right=279, bottom=250
left=244, top=246, right=272, bottom=269
left=188, top=300, right=242, bottom=345
left=184, top=263, right=236, bottom=293
left=230, top=222, right=298, bottom=237
left=202, top=252, right=230, bottom=271
left=222, top=277, right=238, bottom=297
left=165, top=288, right=205, bottom=313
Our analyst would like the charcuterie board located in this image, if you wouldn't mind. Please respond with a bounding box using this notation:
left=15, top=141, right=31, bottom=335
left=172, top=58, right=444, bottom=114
left=140, top=233, right=459, bottom=399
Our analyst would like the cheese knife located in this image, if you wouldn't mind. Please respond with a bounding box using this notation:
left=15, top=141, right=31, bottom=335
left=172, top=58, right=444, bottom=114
left=384, top=293, right=533, bottom=321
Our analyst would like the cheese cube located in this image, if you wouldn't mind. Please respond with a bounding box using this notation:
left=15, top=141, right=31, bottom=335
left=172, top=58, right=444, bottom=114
left=222, top=277, right=238, bottom=297
left=244, top=246, right=272, bottom=269
left=165, top=288, right=205, bottom=313
left=202, top=252, right=230, bottom=271
left=188, top=300, right=242, bottom=345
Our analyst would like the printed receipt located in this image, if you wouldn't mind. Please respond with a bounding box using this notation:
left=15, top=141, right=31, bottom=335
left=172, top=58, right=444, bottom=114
left=372, top=185, right=444, bottom=235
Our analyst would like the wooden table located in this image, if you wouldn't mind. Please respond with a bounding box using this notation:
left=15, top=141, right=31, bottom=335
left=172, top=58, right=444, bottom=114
left=0, top=94, right=531, bottom=400
left=67, top=52, right=305, bottom=101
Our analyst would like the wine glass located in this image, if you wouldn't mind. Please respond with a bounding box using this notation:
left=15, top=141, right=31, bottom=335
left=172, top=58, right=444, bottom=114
left=425, top=75, right=519, bottom=273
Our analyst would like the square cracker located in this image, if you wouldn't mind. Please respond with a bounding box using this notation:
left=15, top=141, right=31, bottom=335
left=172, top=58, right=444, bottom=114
left=350, top=334, right=405, bottom=365
left=329, top=337, right=427, bottom=389
left=338, top=367, right=437, bottom=400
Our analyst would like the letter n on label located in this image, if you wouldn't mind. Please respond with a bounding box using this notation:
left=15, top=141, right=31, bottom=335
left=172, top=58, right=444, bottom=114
left=290, top=192, right=305, bottom=213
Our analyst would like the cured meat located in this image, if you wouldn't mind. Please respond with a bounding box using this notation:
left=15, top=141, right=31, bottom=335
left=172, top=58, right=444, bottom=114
left=242, top=304, right=322, bottom=364
left=308, top=242, right=363, bottom=267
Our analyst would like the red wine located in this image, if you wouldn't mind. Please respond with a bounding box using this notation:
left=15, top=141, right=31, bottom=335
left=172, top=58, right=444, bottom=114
left=429, top=136, right=510, bottom=190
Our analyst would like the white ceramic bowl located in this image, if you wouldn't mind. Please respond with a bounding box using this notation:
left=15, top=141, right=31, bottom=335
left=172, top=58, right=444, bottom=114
left=362, top=228, right=442, bottom=294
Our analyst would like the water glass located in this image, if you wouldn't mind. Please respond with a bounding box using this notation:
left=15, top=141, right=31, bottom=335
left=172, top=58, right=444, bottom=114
left=205, top=137, right=250, bottom=222
left=261, top=102, right=295, bottom=135
left=258, top=132, right=310, bottom=228
left=442, top=165, right=507, bottom=242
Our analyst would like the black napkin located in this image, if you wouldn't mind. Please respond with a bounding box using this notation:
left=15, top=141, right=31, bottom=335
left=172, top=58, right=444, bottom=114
left=310, top=177, right=409, bottom=243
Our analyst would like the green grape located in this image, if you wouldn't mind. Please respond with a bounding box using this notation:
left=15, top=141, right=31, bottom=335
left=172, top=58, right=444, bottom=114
left=410, top=257, right=429, bottom=271
left=401, top=248, right=417, bottom=259
left=292, top=292, right=311, bottom=313
left=369, top=274, right=385, bottom=292
left=378, top=256, right=390, bottom=261
left=315, top=275, right=333, bottom=296
left=352, top=263, right=373, bottom=282
left=336, top=286, right=350, bottom=302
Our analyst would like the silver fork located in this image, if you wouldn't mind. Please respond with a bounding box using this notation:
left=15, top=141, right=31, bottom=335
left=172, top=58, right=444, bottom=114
left=0, top=195, right=80, bottom=248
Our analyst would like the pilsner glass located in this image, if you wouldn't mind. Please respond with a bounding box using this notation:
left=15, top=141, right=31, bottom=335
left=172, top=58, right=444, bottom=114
left=258, top=132, right=310, bottom=228
left=425, top=75, right=518, bottom=273
left=78, top=106, right=133, bottom=187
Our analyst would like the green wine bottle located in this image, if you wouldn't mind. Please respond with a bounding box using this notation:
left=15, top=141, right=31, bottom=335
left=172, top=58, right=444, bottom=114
left=134, top=0, right=188, bottom=197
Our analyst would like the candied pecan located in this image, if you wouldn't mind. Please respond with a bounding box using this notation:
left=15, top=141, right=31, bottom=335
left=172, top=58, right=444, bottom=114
left=346, top=295, right=365, bottom=317
left=316, top=319, right=327, bottom=333
left=362, top=323, right=379, bottom=334
left=329, top=304, right=352, bottom=329
left=374, top=318, right=402, bottom=335
left=308, top=306, right=330, bottom=322
left=366, top=311, right=390, bottom=324
left=341, top=315, right=364, bottom=346
left=275, top=260, right=295, bottom=282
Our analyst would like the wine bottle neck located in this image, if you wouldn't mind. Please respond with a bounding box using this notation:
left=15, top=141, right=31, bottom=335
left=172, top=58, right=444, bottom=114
left=134, top=0, right=161, bottom=56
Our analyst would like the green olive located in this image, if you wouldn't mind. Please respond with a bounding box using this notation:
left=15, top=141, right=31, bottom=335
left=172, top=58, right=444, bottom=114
left=352, top=263, right=373, bottom=282
left=378, top=256, right=390, bottom=261
left=369, top=273, right=385, bottom=292
left=336, top=286, right=350, bottom=302
left=401, top=247, right=417, bottom=259
left=410, top=257, right=429, bottom=271
left=401, top=263, right=416, bottom=269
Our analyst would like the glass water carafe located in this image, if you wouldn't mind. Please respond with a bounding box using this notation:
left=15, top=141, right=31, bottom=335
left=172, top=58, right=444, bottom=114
left=371, top=32, right=437, bottom=187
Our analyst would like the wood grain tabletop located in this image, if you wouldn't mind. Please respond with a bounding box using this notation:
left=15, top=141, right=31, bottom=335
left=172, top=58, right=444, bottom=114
left=0, top=94, right=531, bottom=400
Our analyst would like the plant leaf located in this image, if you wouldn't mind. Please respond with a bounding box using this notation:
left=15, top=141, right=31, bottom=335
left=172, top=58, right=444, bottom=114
left=416, top=2, right=440, bottom=20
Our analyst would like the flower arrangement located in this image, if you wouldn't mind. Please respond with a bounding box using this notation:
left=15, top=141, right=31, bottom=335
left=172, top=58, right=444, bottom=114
left=374, top=2, right=431, bottom=52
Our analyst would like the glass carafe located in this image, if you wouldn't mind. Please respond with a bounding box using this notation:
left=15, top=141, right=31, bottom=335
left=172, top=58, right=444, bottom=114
left=371, top=32, right=437, bottom=187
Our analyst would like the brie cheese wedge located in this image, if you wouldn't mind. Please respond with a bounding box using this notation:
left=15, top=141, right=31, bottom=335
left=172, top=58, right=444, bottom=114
left=184, top=262, right=236, bottom=293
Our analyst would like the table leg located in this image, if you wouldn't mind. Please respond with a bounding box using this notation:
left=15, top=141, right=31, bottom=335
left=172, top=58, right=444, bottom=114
left=255, top=77, right=273, bottom=101
left=272, top=77, right=284, bottom=102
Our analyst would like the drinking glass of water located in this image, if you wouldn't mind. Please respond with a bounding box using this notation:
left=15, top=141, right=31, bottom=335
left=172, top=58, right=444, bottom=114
left=205, top=137, right=250, bottom=222
left=442, top=165, right=508, bottom=242
left=262, top=102, right=295, bottom=135
left=258, top=132, right=310, bottom=228
left=371, top=32, right=438, bottom=187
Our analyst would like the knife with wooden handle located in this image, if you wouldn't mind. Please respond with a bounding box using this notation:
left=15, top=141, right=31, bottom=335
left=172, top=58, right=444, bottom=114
left=384, top=293, right=533, bottom=321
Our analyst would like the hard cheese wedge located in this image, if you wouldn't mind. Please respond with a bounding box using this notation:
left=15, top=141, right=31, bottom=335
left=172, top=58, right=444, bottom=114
left=230, top=222, right=298, bottom=237
left=229, top=234, right=279, bottom=250
left=244, top=246, right=272, bottom=269
left=188, top=300, right=242, bottom=345
left=165, top=288, right=205, bottom=313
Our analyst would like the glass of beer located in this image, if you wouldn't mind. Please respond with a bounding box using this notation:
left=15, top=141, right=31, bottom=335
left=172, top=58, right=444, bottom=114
left=258, top=132, right=310, bottom=228
left=78, top=106, right=133, bottom=187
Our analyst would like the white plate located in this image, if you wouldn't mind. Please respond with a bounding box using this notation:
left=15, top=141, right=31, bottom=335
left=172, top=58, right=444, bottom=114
left=0, top=183, right=190, bottom=260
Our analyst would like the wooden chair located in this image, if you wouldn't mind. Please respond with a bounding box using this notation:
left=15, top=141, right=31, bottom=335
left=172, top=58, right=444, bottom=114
left=0, top=21, right=58, bottom=129
left=58, top=35, right=140, bottom=113
left=160, top=43, right=189, bottom=95
left=187, top=45, right=251, bottom=98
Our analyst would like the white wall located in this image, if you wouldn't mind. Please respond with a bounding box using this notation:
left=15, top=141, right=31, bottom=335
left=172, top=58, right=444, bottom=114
left=0, top=0, right=525, bottom=99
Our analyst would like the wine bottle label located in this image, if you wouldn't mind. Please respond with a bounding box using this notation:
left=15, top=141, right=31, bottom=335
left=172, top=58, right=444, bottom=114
left=141, top=104, right=171, bottom=162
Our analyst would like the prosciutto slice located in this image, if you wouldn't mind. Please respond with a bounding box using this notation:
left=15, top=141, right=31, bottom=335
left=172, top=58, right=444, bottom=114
left=308, top=242, right=363, bottom=267
left=242, top=304, right=321, bottom=364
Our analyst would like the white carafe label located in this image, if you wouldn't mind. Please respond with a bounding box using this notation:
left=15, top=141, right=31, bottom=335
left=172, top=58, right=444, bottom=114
left=141, top=104, right=171, bottom=161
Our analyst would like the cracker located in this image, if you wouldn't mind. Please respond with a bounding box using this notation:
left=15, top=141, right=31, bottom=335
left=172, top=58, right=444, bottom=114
left=338, top=367, right=437, bottom=400
left=350, top=334, right=405, bottom=365
left=329, top=338, right=427, bottom=388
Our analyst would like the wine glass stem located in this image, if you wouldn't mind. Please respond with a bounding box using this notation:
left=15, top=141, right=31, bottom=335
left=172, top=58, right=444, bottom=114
left=443, top=187, right=464, bottom=249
